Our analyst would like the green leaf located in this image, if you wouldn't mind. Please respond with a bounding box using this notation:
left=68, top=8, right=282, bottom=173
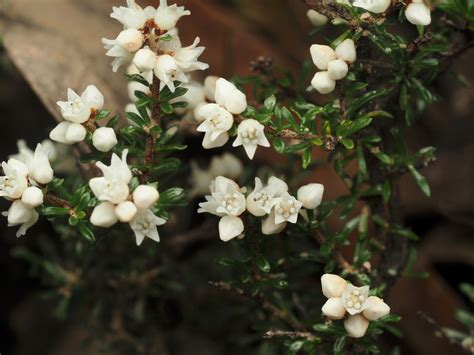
left=95, top=109, right=110, bottom=120
left=41, top=207, right=70, bottom=217
left=256, top=254, right=271, bottom=273
left=125, top=73, right=150, bottom=87
left=157, top=187, right=186, bottom=207
left=160, top=102, right=174, bottom=115
left=264, top=95, right=277, bottom=111
left=460, top=283, right=474, bottom=303
left=333, top=336, right=346, bottom=353
left=340, top=138, right=354, bottom=150
left=77, top=222, right=96, bottom=242
left=407, top=164, right=431, bottom=196
left=150, top=158, right=181, bottom=176
left=302, top=147, right=312, bottom=168
left=456, top=309, right=474, bottom=329
left=273, top=137, right=285, bottom=154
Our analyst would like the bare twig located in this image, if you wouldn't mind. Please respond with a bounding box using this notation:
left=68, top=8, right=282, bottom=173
left=264, top=329, right=318, bottom=341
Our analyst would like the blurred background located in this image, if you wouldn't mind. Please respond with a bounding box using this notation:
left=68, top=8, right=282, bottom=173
left=0, top=0, right=473, bottom=354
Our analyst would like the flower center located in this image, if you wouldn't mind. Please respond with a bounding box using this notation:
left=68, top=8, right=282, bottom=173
left=68, top=99, right=84, bottom=114
left=344, top=289, right=366, bottom=311
left=254, top=191, right=272, bottom=209
left=220, top=192, right=242, bottom=215
left=240, top=126, right=258, bottom=145
left=275, top=199, right=297, bottom=219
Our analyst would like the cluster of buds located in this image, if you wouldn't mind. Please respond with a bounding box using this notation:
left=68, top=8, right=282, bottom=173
left=196, top=78, right=270, bottom=159
left=103, top=0, right=208, bottom=92
left=321, top=274, right=390, bottom=338
left=0, top=144, right=54, bottom=237
left=310, top=39, right=356, bottom=94
left=89, top=150, right=165, bottom=246
left=198, top=176, right=324, bottom=241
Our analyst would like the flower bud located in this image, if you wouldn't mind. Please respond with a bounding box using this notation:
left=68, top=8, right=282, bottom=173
left=133, top=48, right=157, bottom=72
left=115, top=201, right=138, bottom=222
left=21, top=186, right=44, bottom=208
left=32, top=165, right=54, bottom=185
left=261, top=212, right=287, bottom=235
left=321, top=274, right=347, bottom=298
left=327, top=59, right=349, bottom=80
left=116, top=28, right=144, bottom=52
left=65, top=123, right=87, bottom=144
left=49, top=122, right=71, bottom=144
left=310, top=44, right=336, bottom=70
left=335, top=39, right=357, bottom=64
left=297, top=183, right=324, bottom=209
left=311, top=71, right=336, bottom=94
left=267, top=177, right=288, bottom=197
left=218, top=215, right=244, bottom=242
left=133, top=185, right=160, bottom=210
left=7, top=200, right=34, bottom=225
left=92, top=127, right=118, bottom=152
left=344, top=314, right=369, bottom=338
left=363, top=296, right=390, bottom=320
left=306, top=9, right=328, bottom=26
left=352, top=0, right=391, bottom=14
left=90, top=202, right=118, bottom=228
left=405, top=1, right=431, bottom=26
left=322, top=298, right=346, bottom=320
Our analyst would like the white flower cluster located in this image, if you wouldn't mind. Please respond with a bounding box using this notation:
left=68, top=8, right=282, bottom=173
left=197, top=78, right=270, bottom=159
left=352, top=0, right=431, bottom=26
left=0, top=144, right=54, bottom=237
left=198, top=176, right=324, bottom=242
left=103, top=0, right=208, bottom=92
left=51, top=85, right=117, bottom=152
left=189, top=153, right=243, bottom=198
left=321, top=274, right=390, bottom=338
left=310, top=39, right=356, bottom=94
left=89, top=150, right=165, bottom=246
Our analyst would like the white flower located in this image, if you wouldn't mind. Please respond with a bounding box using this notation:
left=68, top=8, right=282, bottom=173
left=110, top=0, right=156, bottom=30
left=21, top=186, right=44, bottom=208
left=352, top=0, right=391, bottom=14
left=310, top=45, right=336, bottom=71
left=233, top=119, right=270, bottom=159
left=115, top=201, right=138, bottom=222
left=197, top=104, right=234, bottom=149
left=0, top=159, right=28, bottom=200
left=320, top=274, right=390, bottom=338
left=89, top=150, right=132, bottom=204
left=133, top=185, right=160, bottom=210
left=198, top=176, right=246, bottom=241
left=2, top=200, right=39, bottom=237
left=129, top=209, right=166, bottom=245
left=262, top=210, right=287, bottom=235
left=92, top=127, right=118, bottom=152
left=90, top=202, right=119, bottom=228
left=154, top=54, right=187, bottom=92
left=103, top=37, right=134, bottom=72
left=297, top=183, right=324, bottom=209
left=132, top=47, right=157, bottom=72
left=405, top=0, right=431, bottom=26
left=307, top=9, right=328, bottom=26
left=56, top=85, right=104, bottom=124
left=21, top=144, right=55, bottom=185
left=116, top=28, right=144, bottom=52
left=246, top=177, right=277, bottom=217
left=272, top=192, right=303, bottom=224
left=311, top=71, right=336, bottom=94
left=335, top=39, right=357, bottom=64
left=50, top=121, right=87, bottom=144
left=214, top=78, right=247, bottom=115
left=10, top=139, right=57, bottom=163
left=267, top=176, right=289, bottom=196
left=173, top=37, right=209, bottom=72
left=154, top=0, right=191, bottom=31
left=327, top=59, right=349, bottom=80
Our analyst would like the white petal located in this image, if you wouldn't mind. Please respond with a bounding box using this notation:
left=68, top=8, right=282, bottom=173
left=311, top=71, right=336, bottom=95
left=344, top=314, right=370, bottom=338
left=49, top=122, right=72, bottom=144
left=352, top=0, right=391, bottom=13
left=65, top=123, right=87, bottom=143
left=202, top=131, right=229, bottom=149
left=21, top=186, right=44, bottom=208
left=267, top=176, right=288, bottom=197
left=362, top=296, right=390, bottom=321
left=115, top=201, right=138, bottom=222
left=90, top=202, right=118, bottom=228
left=327, top=59, right=349, bottom=80
left=335, top=39, right=357, bottom=64
left=405, top=2, right=431, bottom=26
left=310, top=44, right=336, bottom=70
left=297, top=183, right=324, bottom=209
left=322, top=298, right=346, bottom=319
left=133, top=185, right=160, bottom=210
left=81, top=85, right=104, bottom=110
left=307, top=9, right=328, bottom=26
left=215, top=78, right=247, bottom=115
left=321, top=274, right=348, bottom=298
left=261, top=210, right=287, bottom=235
left=218, top=215, right=244, bottom=242
left=92, top=127, right=118, bottom=152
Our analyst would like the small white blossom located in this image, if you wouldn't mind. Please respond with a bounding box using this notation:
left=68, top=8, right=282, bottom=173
left=261, top=210, right=287, bottom=235
left=56, top=85, right=104, bottom=124
left=307, top=9, right=328, bottom=26
left=154, top=0, right=191, bottom=31
left=233, top=119, right=270, bottom=159
left=197, top=104, right=234, bottom=149
left=352, top=0, right=391, bottom=14
left=110, top=0, right=156, bottom=30
left=214, top=78, right=247, bottom=115
left=311, top=71, right=336, bottom=94
left=0, top=159, right=28, bottom=200
left=310, top=45, right=336, bottom=71
left=89, top=150, right=132, bottom=204
left=129, top=209, right=166, bottom=245
left=21, top=144, right=54, bottom=185
left=198, top=176, right=246, bottom=241
left=90, top=202, right=119, bottom=228
left=92, top=127, right=118, bottom=152
left=115, top=201, right=138, bottom=222
left=327, top=59, right=349, bottom=80
left=246, top=177, right=278, bottom=217
left=133, top=185, right=160, bottom=210
left=405, top=0, right=431, bottom=26
left=297, top=183, right=324, bottom=209
left=132, top=47, right=157, bottom=72
left=335, top=39, right=357, bottom=64
left=2, top=200, right=39, bottom=237
left=10, top=139, right=57, bottom=163
left=272, top=192, right=303, bottom=224
left=50, top=122, right=87, bottom=145
left=21, top=186, right=44, bottom=208
left=320, top=274, right=390, bottom=338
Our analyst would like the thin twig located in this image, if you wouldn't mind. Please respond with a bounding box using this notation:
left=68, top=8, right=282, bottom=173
left=263, top=329, right=318, bottom=341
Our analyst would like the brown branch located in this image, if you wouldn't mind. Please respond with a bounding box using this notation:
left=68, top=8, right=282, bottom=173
left=263, top=329, right=318, bottom=341
left=209, top=281, right=306, bottom=331
left=43, top=193, right=72, bottom=209
left=141, top=76, right=160, bottom=183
